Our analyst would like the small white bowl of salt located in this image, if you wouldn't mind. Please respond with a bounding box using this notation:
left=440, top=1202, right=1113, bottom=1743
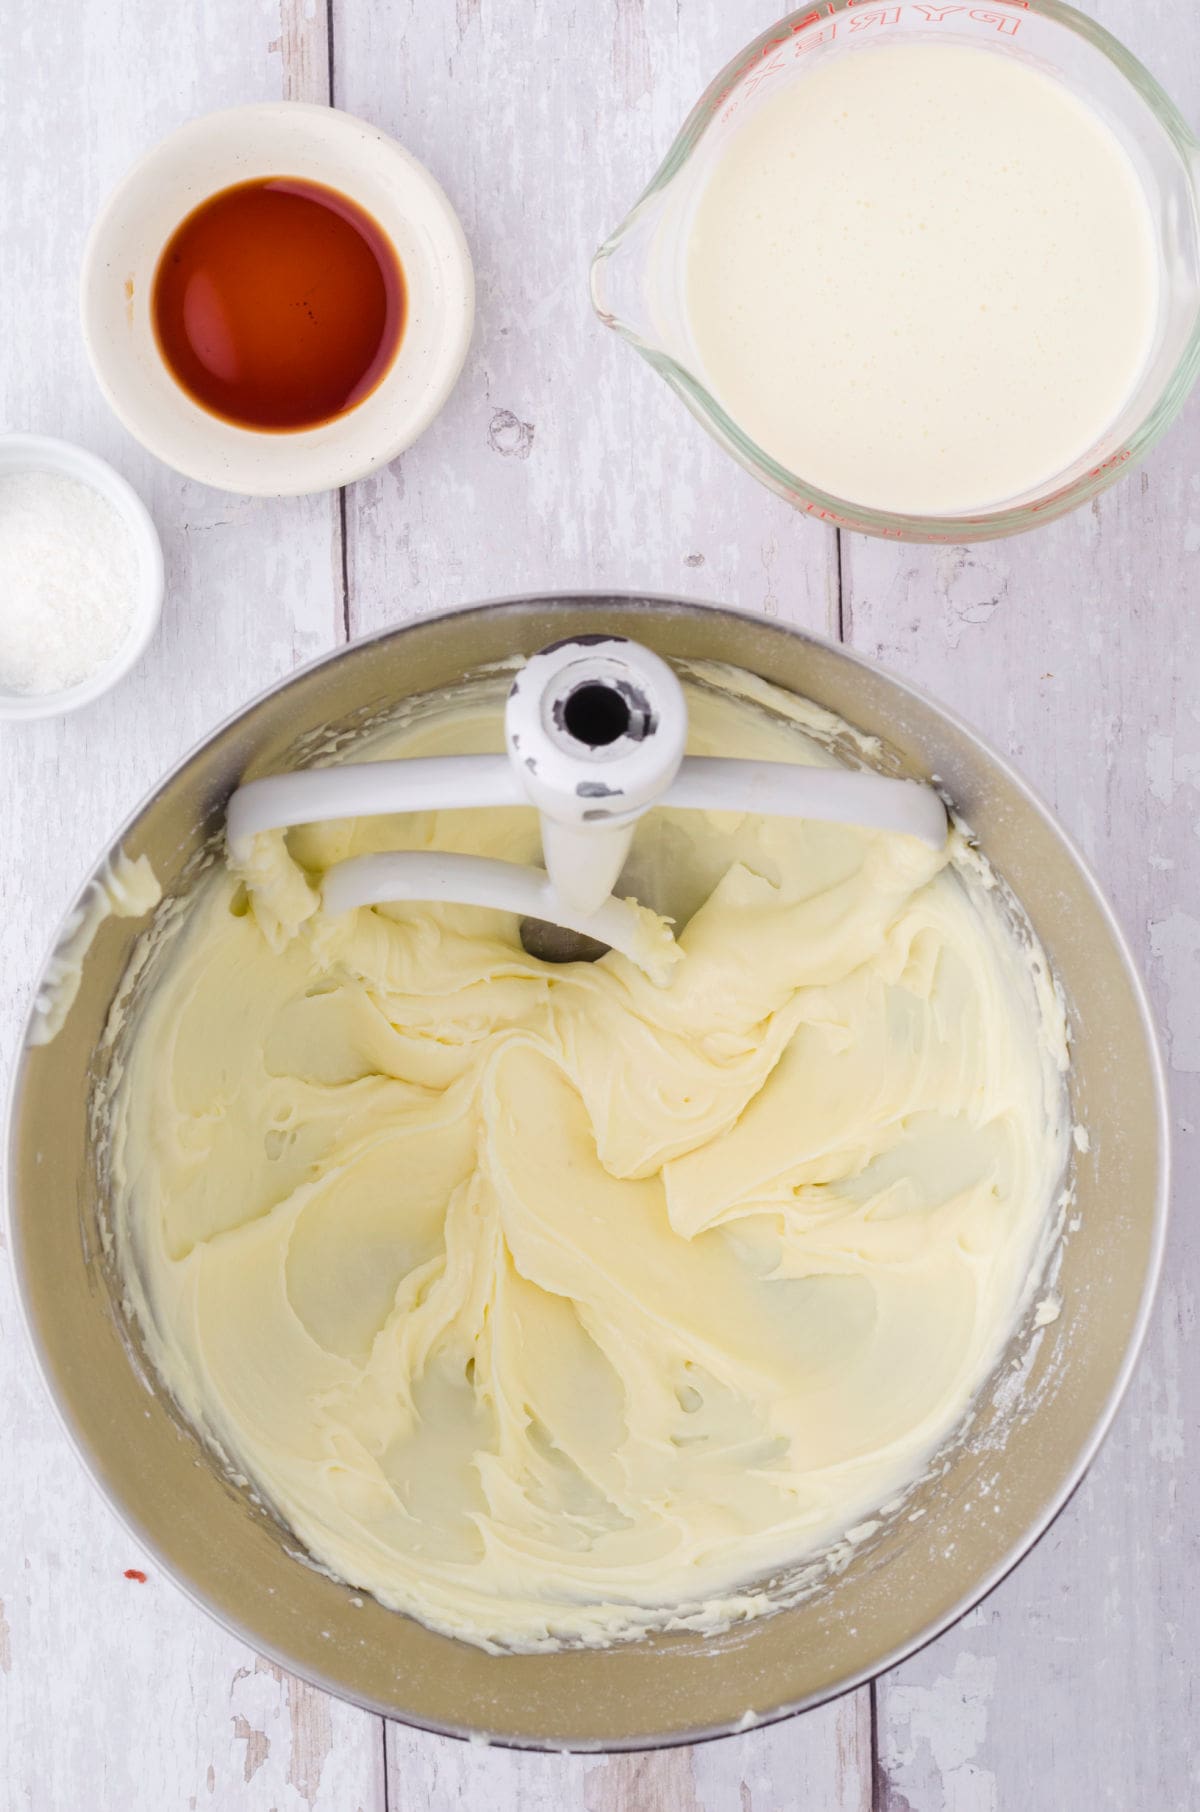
left=0, top=432, right=163, bottom=720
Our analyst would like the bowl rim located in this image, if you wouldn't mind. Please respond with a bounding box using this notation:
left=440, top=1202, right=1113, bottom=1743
left=79, top=101, right=475, bottom=497
left=4, top=592, right=1172, bottom=1748
left=0, top=431, right=164, bottom=720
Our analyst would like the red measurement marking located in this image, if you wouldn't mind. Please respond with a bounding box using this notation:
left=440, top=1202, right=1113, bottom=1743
left=969, top=7, right=1023, bottom=30
left=124, top=1568, right=148, bottom=1583
left=791, top=5, right=836, bottom=28
left=912, top=3, right=1024, bottom=25
left=794, top=23, right=839, bottom=53
left=743, top=55, right=788, bottom=97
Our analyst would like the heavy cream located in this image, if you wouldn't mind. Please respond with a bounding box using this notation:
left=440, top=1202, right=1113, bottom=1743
left=686, top=42, right=1159, bottom=516
left=110, top=671, right=1070, bottom=1652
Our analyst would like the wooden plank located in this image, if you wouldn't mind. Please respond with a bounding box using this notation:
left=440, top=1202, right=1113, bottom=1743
left=385, top=1692, right=871, bottom=1812
left=843, top=5, right=1200, bottom=1803
left=860, top=444, right=1200, bottom=1812
left=331, top=1, right=871, bottom=1801
left=6, top=0, right=1191, bottom=1800
left=0, top=3, right=384, bottom=1807
left=332, top=0, right=836, bottom=635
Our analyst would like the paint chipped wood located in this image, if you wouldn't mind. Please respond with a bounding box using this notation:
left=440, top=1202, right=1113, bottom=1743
left=384, top=1692, right=870, bottom=1812
left=843, top=3, right=1200, bottom=1799
left=0, top=0, right=1193, bottom=1806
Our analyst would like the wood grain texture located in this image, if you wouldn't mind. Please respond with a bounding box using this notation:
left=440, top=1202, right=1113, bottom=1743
left=331, top=0, right=837, bottom=635
left=0, top=0, right=1195, bottom=1805
left=0, top=3, right=384, bottom=1808
left=328, top=4, right=863, bottom=1797
left=839, top=5, right=1200, bottom=1806
left=856, top=458, right=1200, bottom=1812
left=386, top=1693, right=870, bottom=1812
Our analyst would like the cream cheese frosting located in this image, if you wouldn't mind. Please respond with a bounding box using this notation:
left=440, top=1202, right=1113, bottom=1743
left=32, top=851, right=161, bottom=1046
left=110, top=667, right=1069, bottom=1652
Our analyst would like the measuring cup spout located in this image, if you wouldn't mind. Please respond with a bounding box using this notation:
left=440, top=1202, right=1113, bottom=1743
left=590, top=189, right=675, bottom=358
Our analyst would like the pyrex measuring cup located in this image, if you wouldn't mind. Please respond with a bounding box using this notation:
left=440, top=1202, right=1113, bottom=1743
left=590, top=0, right=1200, bottom=542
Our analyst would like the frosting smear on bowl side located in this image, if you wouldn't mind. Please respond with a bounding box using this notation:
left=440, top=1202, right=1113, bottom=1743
left=109, top=669, right=1069, bottom=1652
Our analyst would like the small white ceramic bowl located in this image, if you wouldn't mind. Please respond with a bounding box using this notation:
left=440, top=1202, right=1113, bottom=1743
left=0, top=433, right=164, bottom=722
left=81, top=103, right=475, bottom=497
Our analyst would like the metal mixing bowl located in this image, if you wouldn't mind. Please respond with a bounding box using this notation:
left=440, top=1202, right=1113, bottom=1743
left=6, top=596, right=1169, bottom=1749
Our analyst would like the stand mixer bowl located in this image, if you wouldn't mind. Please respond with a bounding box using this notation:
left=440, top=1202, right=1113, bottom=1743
left=6, top=595, right=1168, bottom=1749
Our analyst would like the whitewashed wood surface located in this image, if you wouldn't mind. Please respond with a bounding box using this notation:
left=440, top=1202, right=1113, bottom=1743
left=0, top=1, right=1196, bottom=1806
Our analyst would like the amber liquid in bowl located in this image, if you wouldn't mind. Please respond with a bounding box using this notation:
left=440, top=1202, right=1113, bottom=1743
left=151, top=177, right=406, bottom=432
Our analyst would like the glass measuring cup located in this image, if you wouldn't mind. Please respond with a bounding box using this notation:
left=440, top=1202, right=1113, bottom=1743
left=590, top=0, right=1200, bottom=543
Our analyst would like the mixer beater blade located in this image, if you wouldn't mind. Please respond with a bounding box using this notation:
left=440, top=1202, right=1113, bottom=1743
left=226, top=635, right=947, bottom=978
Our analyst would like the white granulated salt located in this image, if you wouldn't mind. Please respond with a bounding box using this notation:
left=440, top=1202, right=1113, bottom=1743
left=0, top=470, right=139, bottom=695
